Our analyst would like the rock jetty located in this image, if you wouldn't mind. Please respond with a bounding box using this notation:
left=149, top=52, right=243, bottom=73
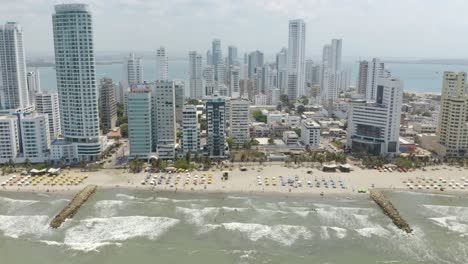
left=370, top=190, right=412, bottom=233
left=50, top=185, right=97, bottom=228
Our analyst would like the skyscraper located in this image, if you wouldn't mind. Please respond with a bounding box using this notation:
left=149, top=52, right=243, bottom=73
left=228, top=45, right=238, bottom=66
left=248, top=50, right=264, bottom=80
left=287, top=19, right=306, bottom=99
left=124, top=52, right=143, bottom=86
left=52, top=4, right=102, bottom=161
left=320, top=39, right=345, bottom=104
left=358, top=58, right=387, bottom=101
left=211, top=39, right=222, bottom=81
left=156, top=47, right=168, bottom=81
left=99, top=78, right=117, bottom=133
left=127, top=87, right=152, bottom=159
left=229, top=98, right=250, bottom=145
left=276, top=48, right=288, bottom=95
left=437, top=72, right=468, bottom=157
left=346, top=78, right=403, bottom=156
left=174, top=81, right=184, bottom=123
left=152, top=81, right=176, bottom=159
left=182, top=105, right=199, bottom=154
left=206, top=95, right=226, bottom=159
left=189, top=51, right=204, bottom=99
left=27, top=70, right=40, bottom=106
left=35, top=92, right=61, bottom=141
left=0, top=22, right=29, bottom=110
left=229, top=66, right=240, bottom=98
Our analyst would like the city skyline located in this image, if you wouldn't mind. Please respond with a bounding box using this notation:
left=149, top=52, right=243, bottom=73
left=2, top=0, right=468, bottom=59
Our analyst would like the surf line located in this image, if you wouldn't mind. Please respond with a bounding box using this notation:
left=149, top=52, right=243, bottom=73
left=50, top=185, right=97, bottom=228
left=370, top=190, right=412, bottom=233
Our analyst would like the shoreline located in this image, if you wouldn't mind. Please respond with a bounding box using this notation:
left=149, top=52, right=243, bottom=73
left=1, top=164, right=468, bottom=198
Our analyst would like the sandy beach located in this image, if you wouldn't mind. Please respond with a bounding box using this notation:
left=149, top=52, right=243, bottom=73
left=2, top=164, right=468, bottom=197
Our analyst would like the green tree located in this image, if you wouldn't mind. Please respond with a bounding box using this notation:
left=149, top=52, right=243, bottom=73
left=24, top=158, right=32, bottom=171
left=186, top=99, right=200, bottom=105
left=185, top=151, right=192, bottom=163
left=252, top=110, right=267, bottom=123
left=296, top=105, right=305, bottom=114
left=268, top=137, right=275, bottom=145
left=227, top=137, right=234, bottom=148
left=120, top=123, right=128, bottom=137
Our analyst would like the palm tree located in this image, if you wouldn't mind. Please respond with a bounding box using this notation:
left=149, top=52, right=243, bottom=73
left=24, top=158, right=32, bottom=172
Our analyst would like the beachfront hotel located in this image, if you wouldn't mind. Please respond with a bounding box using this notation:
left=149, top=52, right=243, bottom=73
left=182, top=105, right=200, bottom=155
left=346, top=77, right=403, bottom=156
left=300, top=119, right=321, bottom=148
left=99, top=78, right=117, bottom=134
left=35, top=92, right=61, bottom=142
left=436, top=72, right=468, bottom=157
left=229, top=98, right=250, bottom=145
left=51, top=4, right=104, bottom=162
left=152, top=81, right=177, bottom=159
left=206, top=95, right=227, bottom=159
left=127, top=87, right=152, bottom=160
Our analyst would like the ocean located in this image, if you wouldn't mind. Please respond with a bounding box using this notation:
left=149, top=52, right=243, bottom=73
left=0, top=189, right=467, bottom=263
left=32, top=60, right=468, bottom=94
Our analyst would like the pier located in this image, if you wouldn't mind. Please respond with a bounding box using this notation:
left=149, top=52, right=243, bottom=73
left=370, top=190, right=412, bottom=233
left=50, top=185, right=97, bottom=228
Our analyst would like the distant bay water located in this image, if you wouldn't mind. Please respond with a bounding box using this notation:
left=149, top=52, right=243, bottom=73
left=31, top=60, right=468, bottom=94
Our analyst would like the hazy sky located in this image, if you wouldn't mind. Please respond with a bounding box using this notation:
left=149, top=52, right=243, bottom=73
left=2, top=0, right=467, bottom=59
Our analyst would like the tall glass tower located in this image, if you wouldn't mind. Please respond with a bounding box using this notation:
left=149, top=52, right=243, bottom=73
left=52, top=4, right=102, bottom=161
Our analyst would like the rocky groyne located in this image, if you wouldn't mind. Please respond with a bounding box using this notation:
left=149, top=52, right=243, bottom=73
left=370, top=190, right=412, bottom=233
left=50, top=185, right=97, bottom=228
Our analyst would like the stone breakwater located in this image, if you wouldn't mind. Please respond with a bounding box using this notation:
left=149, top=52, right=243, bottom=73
left=50, top=185, right=97, bottom=228
left=370, top=190, right=413, bottom=233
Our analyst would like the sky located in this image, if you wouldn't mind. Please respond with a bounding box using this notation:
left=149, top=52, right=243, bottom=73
left=1, top=0, right=468, bottom=59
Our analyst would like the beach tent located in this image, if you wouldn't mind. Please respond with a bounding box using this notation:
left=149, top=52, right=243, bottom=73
left=339, top=164, right=351, bottom=172
left=322, top=164, right=337, bottom=172
left=48, top=168, right=61, bottom=175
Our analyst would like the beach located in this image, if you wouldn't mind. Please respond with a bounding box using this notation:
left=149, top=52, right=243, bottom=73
left=2, top=164, right=468, bottom=196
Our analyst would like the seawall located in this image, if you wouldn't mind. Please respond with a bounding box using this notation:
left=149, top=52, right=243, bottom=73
left=370, top=189, right=412, bottom=233
left=50, top=185, right=97, bottom=228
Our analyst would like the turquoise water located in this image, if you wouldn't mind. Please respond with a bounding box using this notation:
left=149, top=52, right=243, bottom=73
left=32, top=60, right=468, bottom=94
left=0, top=189, right=467, bottom=263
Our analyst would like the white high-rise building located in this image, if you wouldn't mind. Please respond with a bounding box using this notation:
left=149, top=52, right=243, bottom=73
left=0, top=22, right=30, bottom=111
left=27, top=70, right=40, bottom=106
left=229, top=99, right=250, bottom=145
left=182, top=105, right=199, bottom=154
left=0, top=116, right=19, bottom=162
left=437, top=72, right=468, bottom=157
left=156, top=47, right=168, bottom=81
left=287, top=19, right=306, bottom=99
left=206, top=95, right=226, bottom=159
left=347, top=78, right=403, bottom=156
left=52, top=4, right=102, bottom=161
left=203, top=65, right=215, bottom=96
left=228, top=45, right=238, bottom=66
left=229, top=66, right=240, bottom=98
left=20, top=113, right=50, bottom=162
left=320, top=39, right=344, bottom=104
left=152, top=81, right=176, bottom=159
left=124, top=52, right=143, bottom=86
left=357, top=58, right=387, bottom=101
left=276, top=48, right=288, bottom=95
left=212, top=39, right=222, bottom=81
left=300, top=119, right=321, bottom=147
left=189, top=51, right=204, bottom=99
left=35, top=92, right=61, bottom=141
